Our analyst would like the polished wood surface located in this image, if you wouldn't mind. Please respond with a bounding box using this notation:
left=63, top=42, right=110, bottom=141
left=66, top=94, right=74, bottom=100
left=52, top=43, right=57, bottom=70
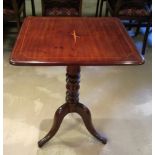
left=10, top=16, right=144, bottom=66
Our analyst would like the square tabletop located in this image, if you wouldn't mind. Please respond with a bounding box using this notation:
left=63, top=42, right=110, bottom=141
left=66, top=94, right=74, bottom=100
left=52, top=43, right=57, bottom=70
left=10, top=17, right=144, bottom=66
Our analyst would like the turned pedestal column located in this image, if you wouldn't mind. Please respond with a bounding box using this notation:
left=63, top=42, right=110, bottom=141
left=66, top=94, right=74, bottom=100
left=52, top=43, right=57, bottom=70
left=38, top=66, right=107, bottom=147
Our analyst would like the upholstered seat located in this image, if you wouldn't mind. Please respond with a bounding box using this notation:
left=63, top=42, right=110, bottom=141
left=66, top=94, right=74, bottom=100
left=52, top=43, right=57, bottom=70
left=119, top=8, right=150, bottom=16
left=45, top=7, right=79, bottom=16
left=42, top=0, right=82, bottom=16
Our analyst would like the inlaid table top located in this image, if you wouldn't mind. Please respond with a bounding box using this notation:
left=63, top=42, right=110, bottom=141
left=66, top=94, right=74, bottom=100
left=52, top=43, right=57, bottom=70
left=10, top=16, right=144, bottom=66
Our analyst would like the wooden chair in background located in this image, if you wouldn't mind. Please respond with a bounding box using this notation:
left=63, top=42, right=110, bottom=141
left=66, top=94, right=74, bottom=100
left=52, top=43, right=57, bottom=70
left=3, top=0, right=26, bottom=31
left=99, top=0, right=152, bottom=55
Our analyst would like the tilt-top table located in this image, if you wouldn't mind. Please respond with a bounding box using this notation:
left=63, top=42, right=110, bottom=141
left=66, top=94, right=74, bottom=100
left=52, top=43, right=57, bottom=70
left=10, top=16, right=144, bottom=148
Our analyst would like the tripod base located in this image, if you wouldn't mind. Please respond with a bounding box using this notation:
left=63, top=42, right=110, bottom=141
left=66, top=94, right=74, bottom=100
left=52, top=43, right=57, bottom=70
left=38, top=102, right=107, bottom=147
left=38, top=66, right=107, bottom=147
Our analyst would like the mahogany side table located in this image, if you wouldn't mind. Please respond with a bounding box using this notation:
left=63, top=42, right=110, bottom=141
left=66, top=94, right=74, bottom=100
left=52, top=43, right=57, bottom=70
left=10, top=17, right=144, bottom=148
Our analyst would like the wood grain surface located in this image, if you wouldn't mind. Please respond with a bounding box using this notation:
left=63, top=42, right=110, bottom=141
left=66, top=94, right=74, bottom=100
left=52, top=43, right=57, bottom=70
left=10, top=16, right=144, bottom=66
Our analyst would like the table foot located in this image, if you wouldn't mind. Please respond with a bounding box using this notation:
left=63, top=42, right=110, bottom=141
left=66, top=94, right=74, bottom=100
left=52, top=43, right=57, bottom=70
left=76, top=102, right=107, bottom=144
left=38, top=102, right=107, bottom=147
left=38, top=104, right=69, bottom=148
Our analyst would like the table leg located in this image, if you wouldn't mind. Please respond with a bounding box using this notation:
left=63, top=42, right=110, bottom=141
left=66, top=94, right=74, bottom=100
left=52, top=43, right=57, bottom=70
left=38, top=66, right=107, bottom=147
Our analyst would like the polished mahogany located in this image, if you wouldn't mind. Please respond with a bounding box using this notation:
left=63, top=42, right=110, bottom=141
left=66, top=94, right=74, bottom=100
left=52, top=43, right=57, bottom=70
left=10, top=17, right=144, bottom=66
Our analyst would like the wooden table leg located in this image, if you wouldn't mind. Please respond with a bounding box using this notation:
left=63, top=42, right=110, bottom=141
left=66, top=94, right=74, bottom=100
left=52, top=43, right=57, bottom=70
left=38, top=66, right=107, bottom=147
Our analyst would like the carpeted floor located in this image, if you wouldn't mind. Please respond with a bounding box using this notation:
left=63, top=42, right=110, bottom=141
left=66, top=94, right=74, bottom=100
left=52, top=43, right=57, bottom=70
left=3, top=0, right=152, bottom=155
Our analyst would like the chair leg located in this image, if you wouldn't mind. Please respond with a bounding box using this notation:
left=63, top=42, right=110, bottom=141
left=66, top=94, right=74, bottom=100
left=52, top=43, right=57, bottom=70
left=105, top=3, right=108, bottom=16
left=16, top=15, right=21, bottom=32
left=31, top=0, right=36, bottom=16
left=41, top=0, right=45, bottom=16
left=134, top=22, right=141, bottom=36
left=95, top=0, right=100, bottom=17
left=127, top=20, right=132, bottom=30
left=99, top=0, right=104, bottom=17
left=141, top=23, right=151, bottom=55
left=23, top=1, right=26, bottom=18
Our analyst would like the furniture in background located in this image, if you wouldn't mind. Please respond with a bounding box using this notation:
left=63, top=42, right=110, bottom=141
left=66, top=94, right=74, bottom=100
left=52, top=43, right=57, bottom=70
left=41, top=0, right=82, bottom=16
left=3, top=0, right=26, bottom=31
left=3, top=0, right=36, bottom=33
left=30, top=0, right=36, bottom=16
left=98, top=0, right=152, bottom=55
left=10, top=16, right=144, bottom=147
left=95, top=0, right=106, bottom=16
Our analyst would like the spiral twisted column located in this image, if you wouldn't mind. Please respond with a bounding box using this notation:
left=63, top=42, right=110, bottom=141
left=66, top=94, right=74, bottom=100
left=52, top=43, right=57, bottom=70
left=66, top=66, right=80, bottom=108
